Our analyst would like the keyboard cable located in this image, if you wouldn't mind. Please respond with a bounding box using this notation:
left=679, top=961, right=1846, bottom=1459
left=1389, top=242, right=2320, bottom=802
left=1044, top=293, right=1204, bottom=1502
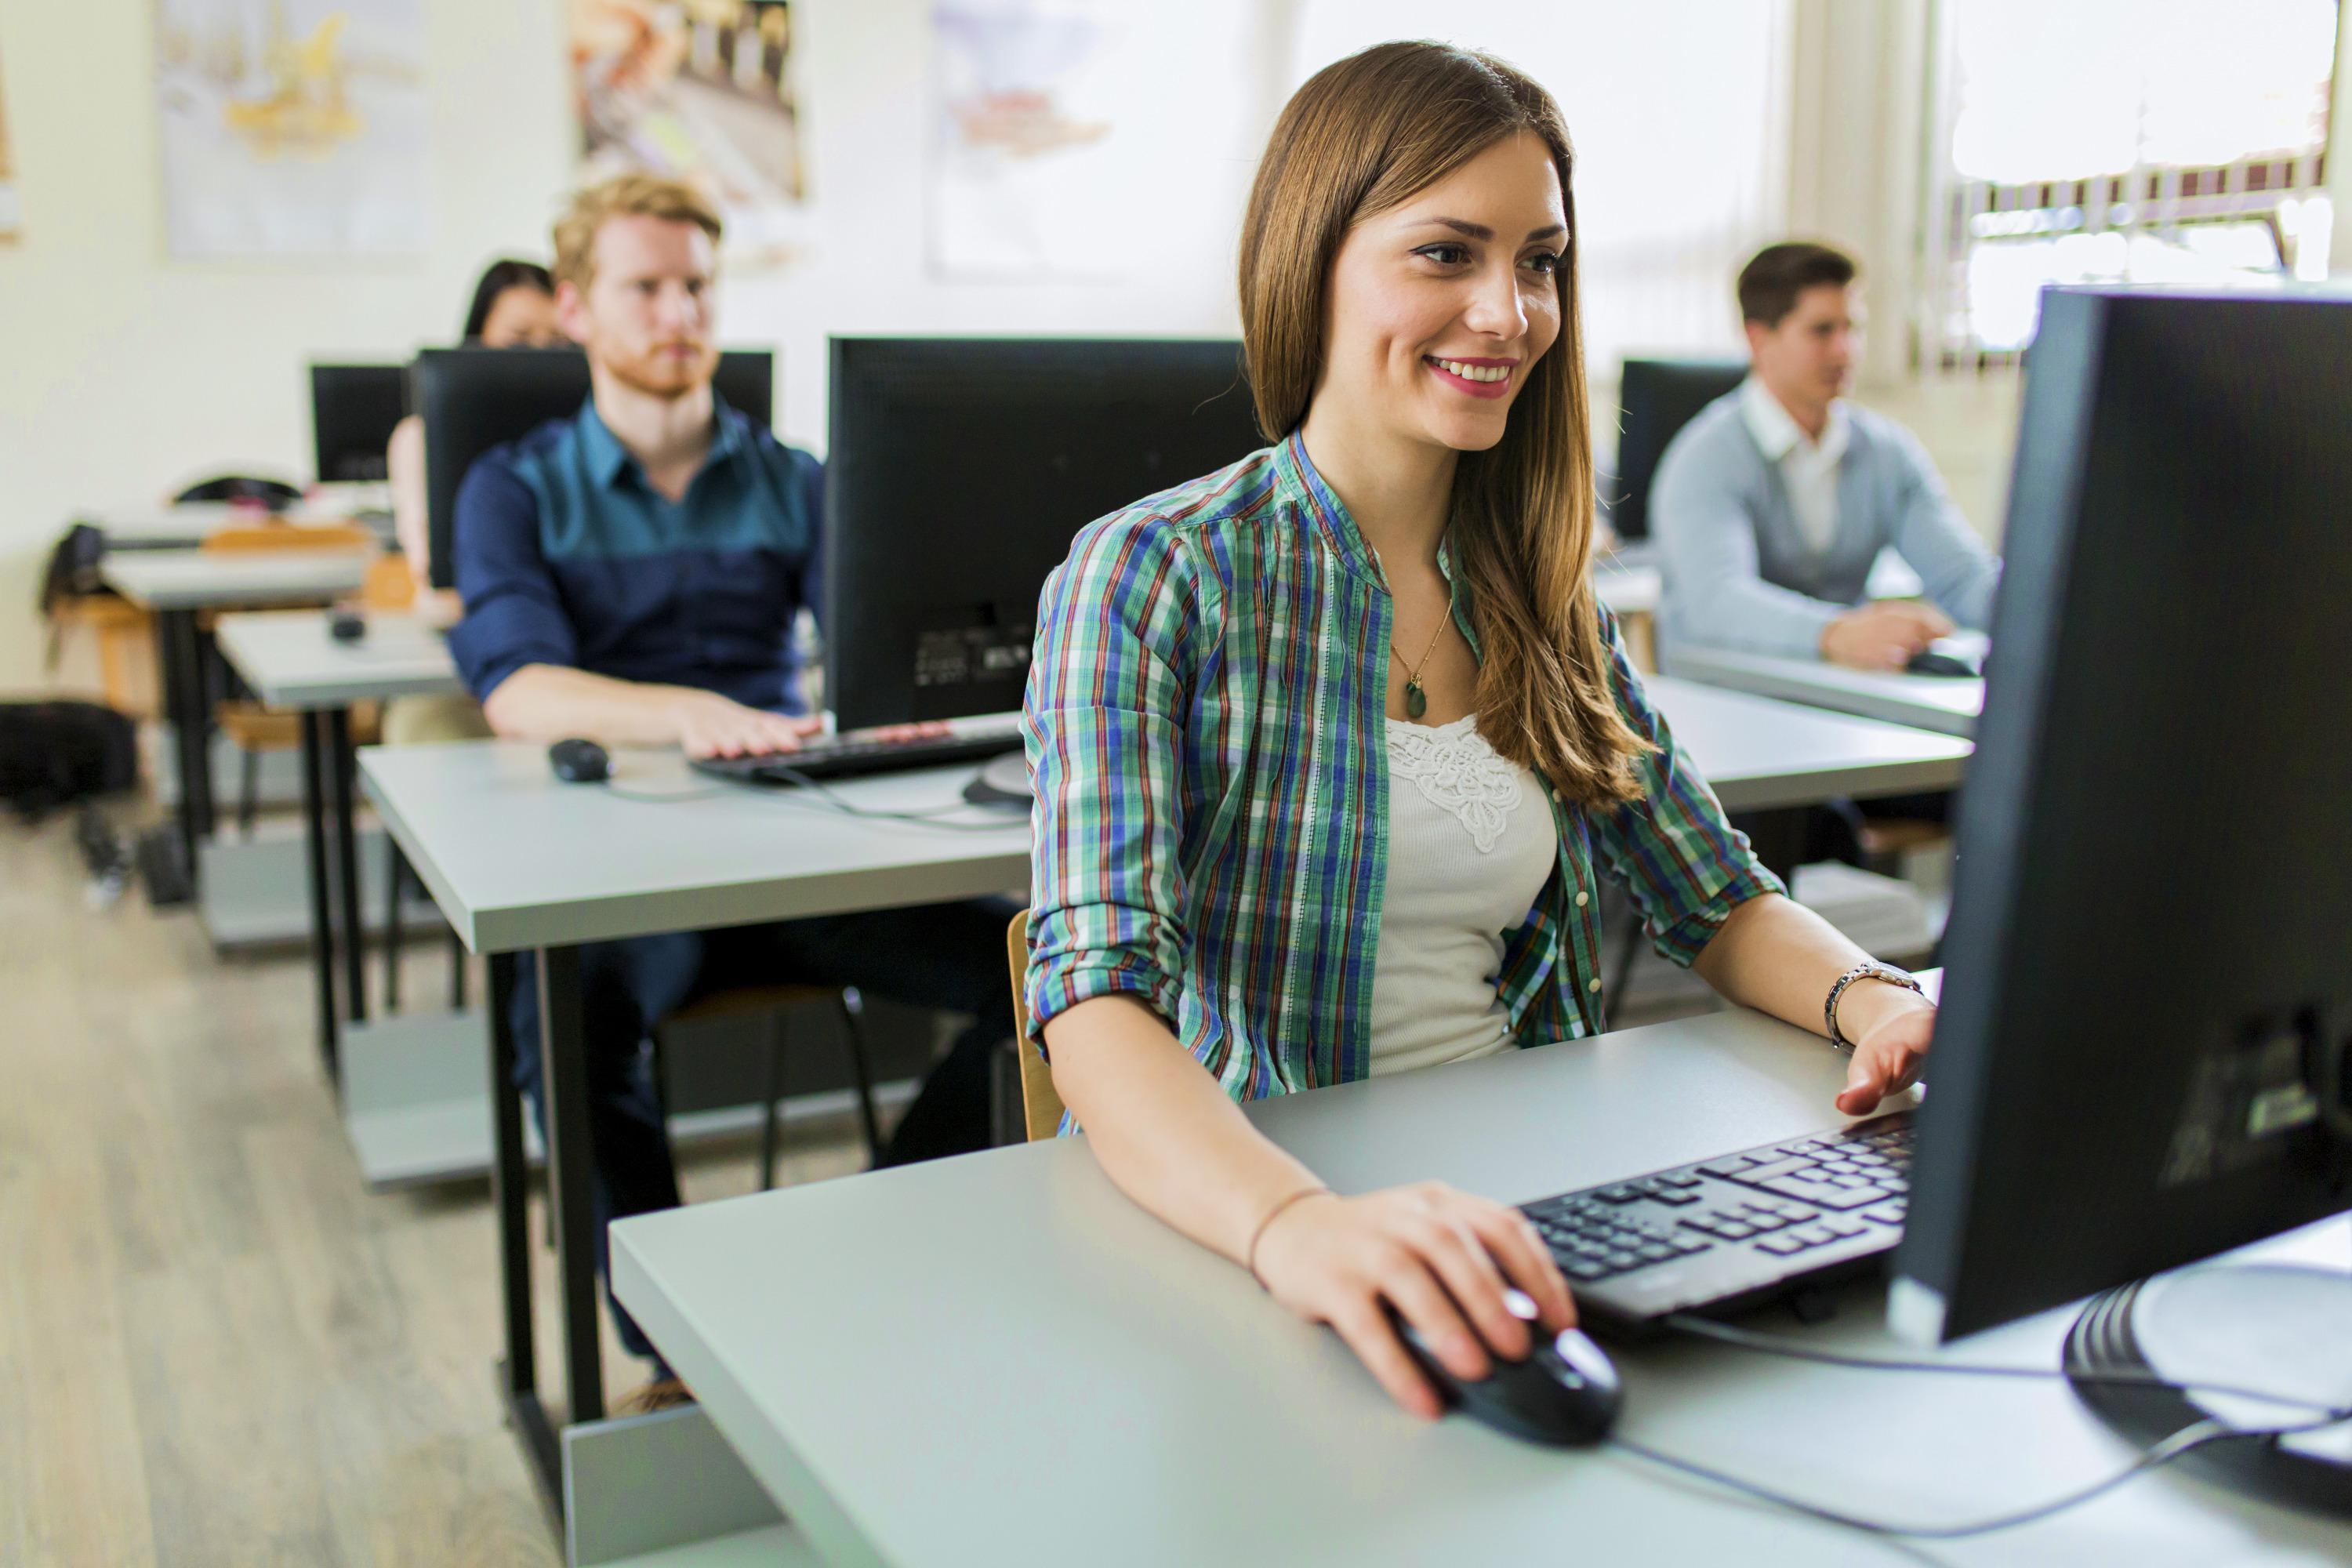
left=1606, top=1411, right=2344, bottom=1541
left=1592, top=1311, right=2352, bottom=1540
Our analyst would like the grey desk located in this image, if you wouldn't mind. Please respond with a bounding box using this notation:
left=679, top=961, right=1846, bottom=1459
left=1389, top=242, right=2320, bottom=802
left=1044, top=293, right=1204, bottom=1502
left=82, top=494, right=390, bottom=549
left=363, top=688, right=1964, bottom=1538
left=214, top=610, right=463, bottom=1084
left=1646, top=675, right=1969, bottom=891
left=361, top=742, right=1032, bottom=1526
left=1662, top=641, right=1984, bottom=739
left=101, top=549, right=377, bottom=884
left=1645, top=676, right=1966, bottom=818
left=613, top=994, right=2351, bottom=1567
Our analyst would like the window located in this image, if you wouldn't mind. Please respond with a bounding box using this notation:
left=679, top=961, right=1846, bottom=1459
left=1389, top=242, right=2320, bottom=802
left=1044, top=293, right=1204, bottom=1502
left=1927, top=0, right=2341, bottom=365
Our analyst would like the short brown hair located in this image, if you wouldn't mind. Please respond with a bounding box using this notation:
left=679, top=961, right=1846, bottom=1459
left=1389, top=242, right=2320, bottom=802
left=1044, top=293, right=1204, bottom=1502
left=1240, top=41, right=1648, bottom=807
left=1737, top=241, right=1857, bottom=327
left=551, top=172, right=724, bottom=292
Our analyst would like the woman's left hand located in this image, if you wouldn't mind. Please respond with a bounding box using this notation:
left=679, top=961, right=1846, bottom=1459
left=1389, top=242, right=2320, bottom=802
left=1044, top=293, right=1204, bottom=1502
left=1836, top=992, right=1935, bottom=1116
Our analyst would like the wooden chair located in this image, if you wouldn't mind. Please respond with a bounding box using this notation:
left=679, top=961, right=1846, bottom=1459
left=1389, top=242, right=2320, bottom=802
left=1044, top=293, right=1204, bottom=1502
left=1004, top=911, right=1067, bottom=1141
left=655, top=984, right=883, bottom=1187
left=199, top=521, right=376, bottom=554
left=48, top=593, right=158, bottom=717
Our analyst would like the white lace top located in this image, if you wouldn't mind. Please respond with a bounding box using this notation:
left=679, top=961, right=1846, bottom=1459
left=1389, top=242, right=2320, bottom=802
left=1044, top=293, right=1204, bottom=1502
left=1368, top=715, right=1560, bottom=1076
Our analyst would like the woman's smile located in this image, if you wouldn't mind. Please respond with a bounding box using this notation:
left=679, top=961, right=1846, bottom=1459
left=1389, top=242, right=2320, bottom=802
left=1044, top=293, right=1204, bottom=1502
left=1424, top=354, right=1519, bottom=397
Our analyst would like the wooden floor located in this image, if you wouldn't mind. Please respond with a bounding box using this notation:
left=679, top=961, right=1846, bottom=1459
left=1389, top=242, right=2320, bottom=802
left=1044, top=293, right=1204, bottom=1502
left=0, top=811, right=869, bottom=1568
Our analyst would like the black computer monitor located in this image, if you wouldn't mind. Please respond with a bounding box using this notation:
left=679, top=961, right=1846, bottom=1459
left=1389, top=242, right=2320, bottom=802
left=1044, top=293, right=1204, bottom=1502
left=1889, top=287, right=2352, bottom=1508
left=309, top=363, right=410, bottom=484
left=413, top=347, right=775, bottom=590
left=822, top=338, right=1261, bottom=730
left=1607, top=358, right=1748, bottom=541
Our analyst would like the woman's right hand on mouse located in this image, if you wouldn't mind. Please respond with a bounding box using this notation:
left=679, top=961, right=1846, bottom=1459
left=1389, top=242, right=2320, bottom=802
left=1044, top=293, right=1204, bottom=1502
left=1248, top=1182, right=1576, bottom=1419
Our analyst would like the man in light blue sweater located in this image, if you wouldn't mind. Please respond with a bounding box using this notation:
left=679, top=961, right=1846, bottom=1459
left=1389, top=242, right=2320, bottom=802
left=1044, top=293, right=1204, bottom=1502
left=1653, top=241, right=2001, bottom=670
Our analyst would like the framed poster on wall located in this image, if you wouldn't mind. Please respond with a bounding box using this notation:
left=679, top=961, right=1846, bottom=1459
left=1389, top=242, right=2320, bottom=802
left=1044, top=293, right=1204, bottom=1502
left=152, top=0, right=429, bottom=259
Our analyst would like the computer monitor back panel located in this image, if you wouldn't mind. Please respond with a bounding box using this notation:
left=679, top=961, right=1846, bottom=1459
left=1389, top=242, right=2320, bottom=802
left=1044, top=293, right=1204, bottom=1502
left=1893, top=289, right=2352, bottom=1342
left=416, top=347, right=774, bottom=590
left=1609, top=358, right=1748, bottom=541
left=310, top=364, right=410, bottom=483
left=824, top=338, right=1261, bottom=729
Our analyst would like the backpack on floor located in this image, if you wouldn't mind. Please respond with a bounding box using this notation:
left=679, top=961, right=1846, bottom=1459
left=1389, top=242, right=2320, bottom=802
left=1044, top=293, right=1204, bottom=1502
left=0, top=700, right=139, bottom=822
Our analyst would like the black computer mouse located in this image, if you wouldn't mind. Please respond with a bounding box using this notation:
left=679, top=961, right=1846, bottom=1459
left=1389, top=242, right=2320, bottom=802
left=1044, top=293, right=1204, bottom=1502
left=546, top=738, right=611, bottom=784
left=1905, top=649, right=1979, bottom=678
left=328, top=608, right=368, bottom=643
left=1392, top=1288, right=1623, bottom=1446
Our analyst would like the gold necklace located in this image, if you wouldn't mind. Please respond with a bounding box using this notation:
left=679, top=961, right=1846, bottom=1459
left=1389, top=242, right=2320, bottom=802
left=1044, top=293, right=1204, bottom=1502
left=1390, top=615, right=1446, bottom=720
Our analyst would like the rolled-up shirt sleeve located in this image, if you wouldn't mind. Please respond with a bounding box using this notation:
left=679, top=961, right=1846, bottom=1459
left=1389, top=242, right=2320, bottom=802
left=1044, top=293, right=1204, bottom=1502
left=1019, top=514, right=1197, bottom=1055
left=445, top=456, right=578, bottom=701
left=1590, top=607, right=1786, bottom=964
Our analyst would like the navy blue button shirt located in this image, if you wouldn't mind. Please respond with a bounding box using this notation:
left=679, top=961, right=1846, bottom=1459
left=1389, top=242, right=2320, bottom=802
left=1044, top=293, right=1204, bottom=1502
left=448, top=397, right=820, bottom=713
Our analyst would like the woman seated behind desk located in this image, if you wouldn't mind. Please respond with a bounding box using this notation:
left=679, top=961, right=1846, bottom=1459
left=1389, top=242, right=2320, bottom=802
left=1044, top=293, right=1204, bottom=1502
left=381, top=260, right=565, bottom=745
left=1021, top=41, right=1938, bottom=1419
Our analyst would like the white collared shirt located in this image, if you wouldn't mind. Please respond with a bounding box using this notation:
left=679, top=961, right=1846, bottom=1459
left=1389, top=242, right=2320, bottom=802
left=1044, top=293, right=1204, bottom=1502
left=1740, top=376, right=1851, bottom=554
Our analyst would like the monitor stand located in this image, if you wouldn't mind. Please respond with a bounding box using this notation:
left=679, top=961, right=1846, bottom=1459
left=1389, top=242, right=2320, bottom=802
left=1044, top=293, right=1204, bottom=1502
left=2064, top=1261, right=2352, bottom=1518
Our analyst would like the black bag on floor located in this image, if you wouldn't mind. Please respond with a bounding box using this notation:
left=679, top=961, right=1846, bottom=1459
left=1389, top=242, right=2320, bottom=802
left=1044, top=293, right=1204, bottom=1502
left=0, top=700, right=139, bottom=822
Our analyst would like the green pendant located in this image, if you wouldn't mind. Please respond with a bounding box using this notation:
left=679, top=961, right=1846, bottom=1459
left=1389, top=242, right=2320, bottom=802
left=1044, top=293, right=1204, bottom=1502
left=1404, top=680, right=1427, bottom=720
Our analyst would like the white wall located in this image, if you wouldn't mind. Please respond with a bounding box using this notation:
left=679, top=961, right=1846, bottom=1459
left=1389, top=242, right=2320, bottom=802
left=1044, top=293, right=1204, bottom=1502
left=0, top=0, right=575, bottom=691
left=0, top=0, right=1269, bottom=695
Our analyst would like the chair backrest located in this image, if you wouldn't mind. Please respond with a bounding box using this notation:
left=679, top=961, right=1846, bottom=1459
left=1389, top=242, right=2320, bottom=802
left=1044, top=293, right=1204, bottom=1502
left=361, top=554, right=417, bottom=610
left=1004, top=911, right=1067, bottom=1141
left=1606, top=357, right=1749, bottom=543
left=201, top=522, right=377, bottom=554
left=411, top=346, right=776, bottom=591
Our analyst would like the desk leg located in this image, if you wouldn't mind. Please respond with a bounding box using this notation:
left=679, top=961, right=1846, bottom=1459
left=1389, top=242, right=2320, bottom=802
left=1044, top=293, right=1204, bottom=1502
left=537, top=944, right=604, bottom=1429
left=157, top=607, right=210, bottom=879
left=186, top=615, right=220, bottom=846
left=298, top=711, right=339, bottom=1086
left=326, top=708, right=366, bottom=1027
left=488, top=953, right=561, bottom=1522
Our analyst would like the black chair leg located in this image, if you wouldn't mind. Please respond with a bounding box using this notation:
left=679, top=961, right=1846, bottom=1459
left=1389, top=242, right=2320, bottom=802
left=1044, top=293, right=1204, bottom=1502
left=837, top=988, right=882, bottom=1164
left=1606, top=911, right=1644, bottom=1026
left=448, top=924, right=468, bottom=1011
left=237, top=745, right=259, bottom=839
left=759, top=1011, right=787, bottom=1191
left=382, top=837, right=404, bottom=1013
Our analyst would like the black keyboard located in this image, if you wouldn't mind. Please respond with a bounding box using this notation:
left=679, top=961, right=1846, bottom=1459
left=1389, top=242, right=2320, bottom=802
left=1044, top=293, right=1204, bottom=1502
left=1519, top=1112, right=1915, bottom=1333
left=689, top=727, right=1023, bottom=785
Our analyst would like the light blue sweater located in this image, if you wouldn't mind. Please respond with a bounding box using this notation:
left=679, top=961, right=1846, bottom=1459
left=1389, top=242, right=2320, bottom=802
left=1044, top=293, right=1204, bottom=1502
left=1651, top=390, right=2001, bottom=659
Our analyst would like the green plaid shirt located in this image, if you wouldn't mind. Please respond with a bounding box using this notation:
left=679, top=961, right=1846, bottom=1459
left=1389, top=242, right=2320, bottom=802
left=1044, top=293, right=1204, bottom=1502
left=1023, top=433, right=1782, bottom=1103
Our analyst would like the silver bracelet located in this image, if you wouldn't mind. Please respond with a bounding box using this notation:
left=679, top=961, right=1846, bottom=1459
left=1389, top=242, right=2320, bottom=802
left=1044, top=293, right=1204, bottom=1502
left=1824, top=961, right=1922, bottom=1051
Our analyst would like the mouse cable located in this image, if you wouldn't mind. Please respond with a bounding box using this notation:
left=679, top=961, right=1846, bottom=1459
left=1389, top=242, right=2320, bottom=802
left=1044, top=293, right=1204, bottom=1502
left=1606, top=1408, right=2346, bottom=1541
left=731, top=763, right=1025, bottom=832
left=601, top=772, right=1017, bottom=829
left=1659, top=1312, right=2352, bottom=1415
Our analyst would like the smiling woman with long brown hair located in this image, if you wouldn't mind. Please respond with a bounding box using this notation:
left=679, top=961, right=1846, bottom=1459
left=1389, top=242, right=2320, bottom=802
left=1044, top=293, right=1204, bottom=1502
left=1020, top=39, right=1941, bottom=1417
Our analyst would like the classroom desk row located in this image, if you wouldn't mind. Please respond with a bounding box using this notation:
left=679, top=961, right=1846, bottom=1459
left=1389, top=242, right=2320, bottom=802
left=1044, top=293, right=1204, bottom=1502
left=351, top=673, right=1970, bottom=1539
left=200, top=586, right=1997, bottom=1554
